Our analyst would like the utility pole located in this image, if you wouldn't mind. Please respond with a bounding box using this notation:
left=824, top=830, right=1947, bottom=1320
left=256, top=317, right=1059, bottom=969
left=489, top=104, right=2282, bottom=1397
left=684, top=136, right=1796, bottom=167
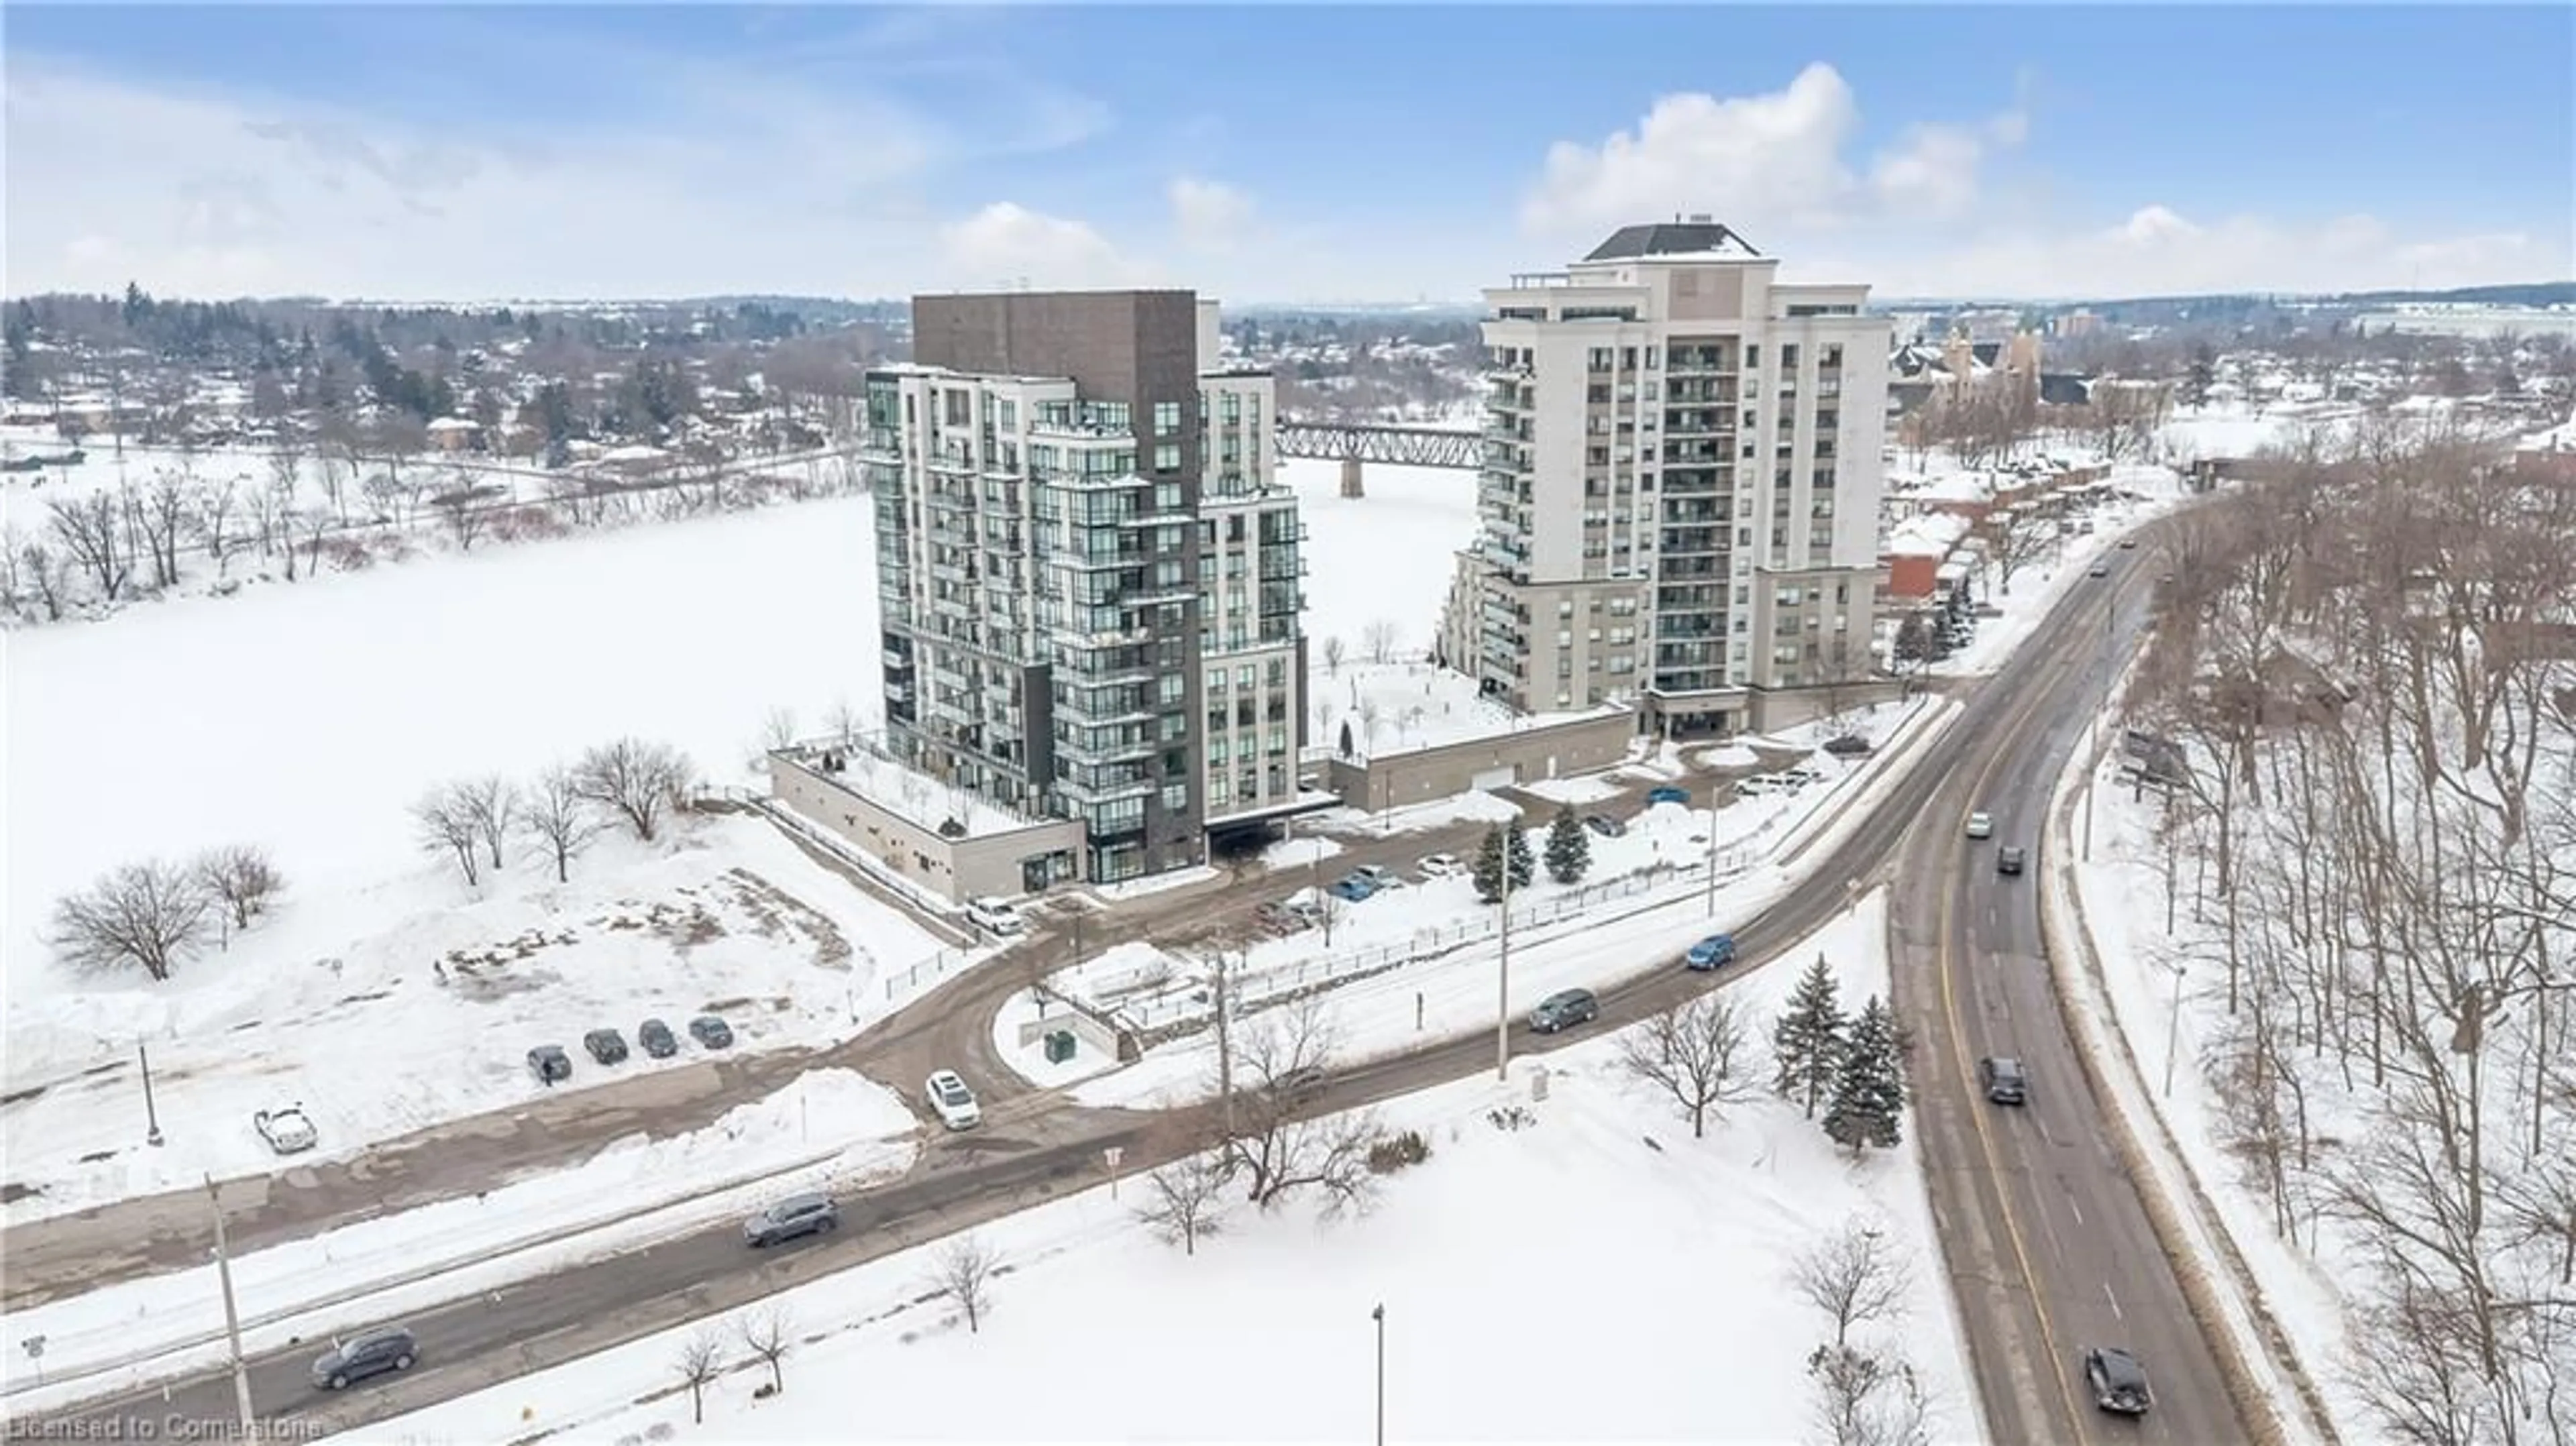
left=207, top=1176, right=256, bottom=1434
left=140, top=1040, right=164, bottom=1147
left=1214, top=952, right=1236, bottom=1137
left=2162, top=961, right=2186, bottom=1099
left=1495, top=833, right=1513, bottom=1082
left=1703, top=783, right=1721, bottom=916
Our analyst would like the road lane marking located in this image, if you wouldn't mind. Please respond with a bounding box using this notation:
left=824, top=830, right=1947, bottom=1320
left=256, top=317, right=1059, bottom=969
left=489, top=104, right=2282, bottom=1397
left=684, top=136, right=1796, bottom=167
left=1933, top=635, right=2102, bottom=1443
left=2103, top=1280, right=2125, bottom=1319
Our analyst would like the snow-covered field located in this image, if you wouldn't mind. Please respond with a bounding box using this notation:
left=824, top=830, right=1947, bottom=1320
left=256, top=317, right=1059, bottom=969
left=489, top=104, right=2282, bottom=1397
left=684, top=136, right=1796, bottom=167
left=0, top=1069, right=918, bottom=1404
left=357, top=891, right=1983, bottom=1446
left=1309, top=655, right=1615, bottom=760
left=1, top=817, right=952, bottom=1223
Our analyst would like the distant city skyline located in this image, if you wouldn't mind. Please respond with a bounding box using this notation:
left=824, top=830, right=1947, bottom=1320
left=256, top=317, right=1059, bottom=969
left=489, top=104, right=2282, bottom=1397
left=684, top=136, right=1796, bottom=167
left=7, top=5, right=2570, bottom=305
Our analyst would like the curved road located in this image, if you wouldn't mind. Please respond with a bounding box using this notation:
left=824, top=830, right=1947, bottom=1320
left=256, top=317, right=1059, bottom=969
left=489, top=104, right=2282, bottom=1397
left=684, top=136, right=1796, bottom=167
left=33, top=532, right=2253, bottom=1443
left=1891, top=548, right=2249, bottom=1445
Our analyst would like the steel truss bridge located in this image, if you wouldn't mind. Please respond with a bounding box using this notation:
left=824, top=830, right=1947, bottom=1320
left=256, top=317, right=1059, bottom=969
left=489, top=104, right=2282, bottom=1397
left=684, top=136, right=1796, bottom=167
left=1275, top=421, right=1482, bottom=470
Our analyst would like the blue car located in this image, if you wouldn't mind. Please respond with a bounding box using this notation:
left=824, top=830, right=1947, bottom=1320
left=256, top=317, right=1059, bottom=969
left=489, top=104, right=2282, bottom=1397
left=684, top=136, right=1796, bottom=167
left=1327, top=875, right=1379, bottom=903
left=1684, top=934, right=1737, bottom=971
left=1646, top=785, right=1692, bottom=807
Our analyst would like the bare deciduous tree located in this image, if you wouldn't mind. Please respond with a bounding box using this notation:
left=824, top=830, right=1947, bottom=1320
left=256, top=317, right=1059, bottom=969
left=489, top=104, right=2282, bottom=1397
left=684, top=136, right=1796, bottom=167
left=761, top=706, right=800, bottom=756
left=16, top=538, right=71, bottom=620
left=1321, top=634, right=1347, bottom=677
left=46, top=491, right=130, bottom=600
left=131, top=467, right=193, bottom=589
left=413, top=784, right=485, bottom=886
left=933, top=1235, right=1001, bottom=1335
left=1790, top=1215, right=1913, bottom=1349
left=194, top=476, right=240, bottom=577
left=455, top=775, right=519, bottom=872
left=674, top=1327, right=723, bottom=1424
left=735, top=1303, right=794, bottom=1394
left=49, top=860, right=213, bottom=981
left=822, top=698, right=861, bottom=747
left=1807, top=1343, right=1933, bottom=1446
left=572, top=737, right=696, bottom=842
left=192, top=845, right=284, bottom=931
left=521, top=765, right=600, bottom=883
left=1216, top=998, right=1383, bottom=1217
left=1619, top=991, right=1760, bottom=1139
left=1362, top=618, right=1399, bottom=665
left=1135, top=1151, right=1234, bottom=1256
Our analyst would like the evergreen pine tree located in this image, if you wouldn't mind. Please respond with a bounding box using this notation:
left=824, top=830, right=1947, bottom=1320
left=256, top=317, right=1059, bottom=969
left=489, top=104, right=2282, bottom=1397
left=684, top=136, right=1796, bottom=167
left=1822, top=994, right=1907, bottom=1155
left=1544, top=803, right=1591, bottom=884
left=1471, top=825, right=1508, bottom=903
left=1504, top=824, right=1536, bottom=891
left=1770, top=954, right=1848, bottom=1118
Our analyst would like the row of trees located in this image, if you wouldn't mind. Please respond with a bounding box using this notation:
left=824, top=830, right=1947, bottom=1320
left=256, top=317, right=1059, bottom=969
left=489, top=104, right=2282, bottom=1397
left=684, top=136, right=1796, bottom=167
left=48, top=846, right=286, bottom=982
left=413, top=739, right=698, bottom=887
left=2123, top=416, right=2574, bottom=1443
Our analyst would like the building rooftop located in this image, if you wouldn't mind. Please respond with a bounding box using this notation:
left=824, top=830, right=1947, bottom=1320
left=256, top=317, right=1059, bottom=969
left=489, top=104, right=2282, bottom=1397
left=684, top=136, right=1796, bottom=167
left=1582, top=220, right=1764, bottom=262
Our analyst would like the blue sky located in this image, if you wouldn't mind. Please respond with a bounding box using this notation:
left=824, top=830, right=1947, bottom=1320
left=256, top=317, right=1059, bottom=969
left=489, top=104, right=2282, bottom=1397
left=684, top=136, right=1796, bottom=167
left=6, top=5, right=2569, bottom=302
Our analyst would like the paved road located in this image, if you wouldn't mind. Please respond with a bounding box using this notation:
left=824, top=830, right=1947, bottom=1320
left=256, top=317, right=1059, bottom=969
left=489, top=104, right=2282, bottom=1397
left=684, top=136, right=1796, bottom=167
left=1892, top=547, right=2249, bottom=1445
left=33, top=541, right=2256, bottom=1441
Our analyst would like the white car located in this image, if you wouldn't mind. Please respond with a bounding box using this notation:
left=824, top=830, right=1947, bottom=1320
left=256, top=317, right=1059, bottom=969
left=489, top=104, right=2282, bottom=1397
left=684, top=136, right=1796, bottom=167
left=1350, top=863, right=1403, bottom=891
left=966, top=897, right=1024, bottom=936
left=1966, top=811, right=1995, bottom=839
left=924, top=1070, right=982, bottom=1131
left=254, top=1106, right=319, bottom=1156
left=1417, top=853, right=1462, bottom=879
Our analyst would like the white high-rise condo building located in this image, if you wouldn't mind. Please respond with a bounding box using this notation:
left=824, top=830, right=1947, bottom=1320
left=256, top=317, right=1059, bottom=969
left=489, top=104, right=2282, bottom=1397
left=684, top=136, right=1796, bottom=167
left=1439, top=219, right=1891, bottom=738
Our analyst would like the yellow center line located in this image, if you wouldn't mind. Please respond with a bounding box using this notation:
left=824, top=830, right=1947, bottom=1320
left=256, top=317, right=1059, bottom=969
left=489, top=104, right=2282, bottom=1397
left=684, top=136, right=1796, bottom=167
left=1930, top=599, right=2106, bottom=1441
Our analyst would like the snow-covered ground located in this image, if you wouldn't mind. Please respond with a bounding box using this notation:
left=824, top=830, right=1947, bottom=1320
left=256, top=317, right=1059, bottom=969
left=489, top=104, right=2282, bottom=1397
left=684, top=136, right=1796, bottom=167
left=1279, top=456, right=1472, bottom=659
left=0, top=1070, right=918, bottom=1404
left=356, top=891, right=1982, bottom=1446
left=1064, top=700, right=1958, bottom=1107
left=1309, top=655, right=1614, bottom=760
left=1, top=816, right=953, bottom=1225
left=2063, top=749, right=2366, bottom=1430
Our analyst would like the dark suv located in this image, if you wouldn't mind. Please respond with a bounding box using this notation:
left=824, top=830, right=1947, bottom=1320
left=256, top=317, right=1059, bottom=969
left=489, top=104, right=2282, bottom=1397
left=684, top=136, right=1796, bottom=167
left=690, top=1015, right=735, bottom=1050
left=2084, top=1345, right=2153, bottom=1415
left=637, top=1018, right=679, bottom=1058
left=527, top=1045, right=572, bottom=1085
left=311, top=1325, right=417, bottom=1390
left=584, top=1028, right=629, bottom=1064
left=1978, top=1056, right=2029, bottom=1105
left=1996, top=845, right=2028, bottom=877
left=1530, top=988, right=1600, bottom=1034
left=743, top=1192, right=839, bottom=1247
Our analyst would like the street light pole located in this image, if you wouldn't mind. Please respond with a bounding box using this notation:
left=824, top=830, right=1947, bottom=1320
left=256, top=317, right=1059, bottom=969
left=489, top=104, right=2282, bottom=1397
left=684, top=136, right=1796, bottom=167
left=1371, top=1302, right=1386, bottom=1446
left=2161, top=960, right=2186, bottom=1099
left=140, top=1040, right=164, bottom=1148
left=1495, top=835, right=1513, bottom=1082
left=207, top=1176, right=256, bottom=1435
left=1703, top=783, right=1721, bottom=917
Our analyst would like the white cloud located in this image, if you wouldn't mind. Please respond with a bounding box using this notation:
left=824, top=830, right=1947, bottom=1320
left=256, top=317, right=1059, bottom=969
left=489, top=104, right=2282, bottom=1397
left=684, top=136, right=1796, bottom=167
left=937, top=203, right=1143, bottom=290
left=1519, top=63, right=2027, bottom=237
left=1803, top=207, right=2559, bottom=299
left=0, top=54, right=1091, bottom=300
left=1169, top=176, right=1255, bottom=252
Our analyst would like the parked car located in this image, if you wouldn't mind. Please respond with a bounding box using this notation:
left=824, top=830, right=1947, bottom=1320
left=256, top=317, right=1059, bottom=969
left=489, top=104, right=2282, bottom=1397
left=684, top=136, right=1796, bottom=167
left=1254, top=900, right=1307, bottom=935
left=1417, top=852, right=1463, bottom=879
left=527, top=1045, right=572, bottom=1084
left=637, top=1018, right=678, bottom=1059
left=583, top=1028, right=630, bottom=1065
left=689, top=1015, right=735, bottom=1050
left=311, top=1325, right=417, bottom=1391
left=1965, top=811, right=1995, bottom=840
left=1978, top=1056, right=2029, bottom=1105
left=2083, top=1345, right=2153, bottom=1415
left=967, top=896, right=1025, bottom=935
left=1581, top=814, right=1626, bottom=838
left=1529, top=987, right=1600, bottom=1034
left=924, top=1069, right=983, bottom=1130
left=1684, top=934, right=1738, bottom=971
left=1328, top=873, right=1379, bottom=903
left=1645, top=785, right=1691, bottom=807
left=1821, top=734, right=1873, bottom=759
left=254, top=1105, right=319, bottom=1156
left=1997, top=845, right=2028, bottom=876
left=743, top=1192, right=839, bottom=1248
left=1349, top=864, right=1403, bottom=891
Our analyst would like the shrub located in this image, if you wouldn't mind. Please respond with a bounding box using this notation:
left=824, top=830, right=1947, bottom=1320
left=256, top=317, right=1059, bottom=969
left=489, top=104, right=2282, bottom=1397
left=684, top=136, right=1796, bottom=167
left=1366, top=1129, right=1432, bottom=1175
